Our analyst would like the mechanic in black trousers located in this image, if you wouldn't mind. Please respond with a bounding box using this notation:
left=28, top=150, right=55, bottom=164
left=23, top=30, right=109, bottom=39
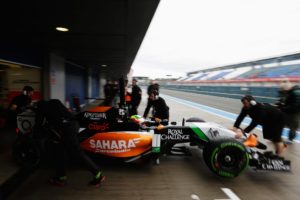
left=143, top=90, right=169, bottom=121
left=129, top=78, right=142, bottom=116
left=277, top=80, right=300, bottom=142
left=35, top=99, right=105, bottom=187
left=232, top=95, right=286, bottom=155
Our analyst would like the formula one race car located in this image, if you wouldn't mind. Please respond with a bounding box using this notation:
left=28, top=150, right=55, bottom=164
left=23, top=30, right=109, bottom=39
left=13, top=105, right=291, bottom=178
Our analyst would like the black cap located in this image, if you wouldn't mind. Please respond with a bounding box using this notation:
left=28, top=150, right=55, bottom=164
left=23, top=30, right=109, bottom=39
left=150, top=89, right=159, bottom=96
left=241, top=95, right=255, bottom=102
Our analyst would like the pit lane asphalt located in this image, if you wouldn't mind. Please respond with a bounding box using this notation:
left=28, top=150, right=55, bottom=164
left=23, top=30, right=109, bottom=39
left=3, top=88, right=300, bottom=200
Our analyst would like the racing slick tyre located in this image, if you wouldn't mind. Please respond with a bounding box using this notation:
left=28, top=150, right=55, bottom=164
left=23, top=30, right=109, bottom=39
left=186, top=117, right=205, bottom=122
left=203, top=139, right=249, bottom=178
left=12, top=136, right=41, bottom=168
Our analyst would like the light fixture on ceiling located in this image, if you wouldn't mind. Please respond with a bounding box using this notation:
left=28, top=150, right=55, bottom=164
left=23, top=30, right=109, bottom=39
left=101, top=64, right=108, bottom=67
left=56, top=27, right=69, bottom=32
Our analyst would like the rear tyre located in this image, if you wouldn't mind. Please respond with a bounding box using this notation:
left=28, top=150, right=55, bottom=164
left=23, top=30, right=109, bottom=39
left=203, top=139, right=249, bottom=178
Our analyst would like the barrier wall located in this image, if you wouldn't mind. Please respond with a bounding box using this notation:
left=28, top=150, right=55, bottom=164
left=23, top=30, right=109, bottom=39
left=162, top=78, right=300, bottom=103
left=162, top=85, right=278, bottom=103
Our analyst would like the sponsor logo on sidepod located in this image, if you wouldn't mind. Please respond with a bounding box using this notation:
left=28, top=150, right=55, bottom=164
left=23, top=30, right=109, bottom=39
left=161, top=129, right=190, bottom=140
left=84, top=112, right=107, bottom=120
left=89, top=138, right=141, bottom=153
left=88, top=122, right=109, bottom=131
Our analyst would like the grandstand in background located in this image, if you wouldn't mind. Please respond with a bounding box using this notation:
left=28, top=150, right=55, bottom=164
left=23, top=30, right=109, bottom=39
left=162, top=52, right=300, bottom=103
left=132, top=76, right=150, bottom=86
left=180, top=52, right=300, bottom=81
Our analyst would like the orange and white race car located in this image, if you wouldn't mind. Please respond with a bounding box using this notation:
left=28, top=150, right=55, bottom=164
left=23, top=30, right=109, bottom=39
left=13, top=106, right=291, bottom=178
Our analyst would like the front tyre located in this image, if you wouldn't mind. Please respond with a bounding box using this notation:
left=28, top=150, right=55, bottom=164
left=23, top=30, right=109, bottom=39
left=203, top=139, right=249, bottom=178
left=12, top=136, right=41, bottom=168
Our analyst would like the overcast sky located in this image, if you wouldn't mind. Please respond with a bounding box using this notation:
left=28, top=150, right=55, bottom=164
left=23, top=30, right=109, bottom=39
left=131, top=0, right=300, bottom=79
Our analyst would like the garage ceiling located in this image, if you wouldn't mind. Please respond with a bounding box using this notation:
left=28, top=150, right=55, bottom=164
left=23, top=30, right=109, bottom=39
left=0, top=0, right=160, bottom=79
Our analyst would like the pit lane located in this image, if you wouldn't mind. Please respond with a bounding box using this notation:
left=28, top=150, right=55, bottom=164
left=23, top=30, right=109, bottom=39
left=2, top=89, right=300, bottom=200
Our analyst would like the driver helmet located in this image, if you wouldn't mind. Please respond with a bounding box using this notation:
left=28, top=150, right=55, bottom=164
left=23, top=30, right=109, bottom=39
left=130, top=115, right=145, bottom=124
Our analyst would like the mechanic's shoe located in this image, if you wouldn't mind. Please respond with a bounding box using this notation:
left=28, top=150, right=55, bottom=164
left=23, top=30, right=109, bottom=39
left=89, top=172, right=105, bottom=187
left=48, top=176, right=67, bottom=186
left=284, top=139, right=293, bottom=145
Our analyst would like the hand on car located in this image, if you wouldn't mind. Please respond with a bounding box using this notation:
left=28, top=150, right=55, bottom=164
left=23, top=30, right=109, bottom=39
left=229, top=127, right=243, bottom=139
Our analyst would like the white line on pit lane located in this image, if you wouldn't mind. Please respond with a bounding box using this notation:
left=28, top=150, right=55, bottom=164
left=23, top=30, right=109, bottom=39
left=190, top=188, right=241, bottom=200
left=215, top=188, right=240, bottom=200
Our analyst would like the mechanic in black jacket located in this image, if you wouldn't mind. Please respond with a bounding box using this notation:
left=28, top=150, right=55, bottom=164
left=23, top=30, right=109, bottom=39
left=143, top=90, right=169, bottom=120
left=233, top=95, right=286, bottom=155
left=130, top=78, right=142, bottom=116
left=7, top=86, right=34, bottom=127
left=9, top=86, right=34, bottom=113
left=277, top=80, right=300, bottom=141
left=35, top=99, right=105, bottom=187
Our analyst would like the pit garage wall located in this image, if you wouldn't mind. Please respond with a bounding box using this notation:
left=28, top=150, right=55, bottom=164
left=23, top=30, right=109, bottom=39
left=91, top=73, right=100, bottom=98
left=0, top=43, right=44, bottom=107
left=49, top=55, right=87, bottom=107
left=0, top=60, right=41, bottom=108
left=99, top=76, right=107, bottom=99
left=49, top=54, right=65, bottom=102
left=1, top=51, right=99, bottom=108
left=65, top=62, right=87, bottom=108
left=48, top=54, right=100, bottom=107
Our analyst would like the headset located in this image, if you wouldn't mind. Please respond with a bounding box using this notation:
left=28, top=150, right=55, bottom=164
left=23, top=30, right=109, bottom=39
left=241, top=95, right=257, bottom=106
left=250, top=100, right=257, bottom=106
left=22, top=86, right=33, bottom=96
left=154, top=90, right=159, bottom=100
left=150, top=90, right=159, bottom=100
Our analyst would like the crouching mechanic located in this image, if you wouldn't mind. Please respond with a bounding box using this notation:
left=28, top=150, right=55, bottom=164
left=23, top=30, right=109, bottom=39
left=232, top=95, right=286, bottom=155
left=143, top=90, right=169, bottom=121
left=35, top=99, right=105, bottom=187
